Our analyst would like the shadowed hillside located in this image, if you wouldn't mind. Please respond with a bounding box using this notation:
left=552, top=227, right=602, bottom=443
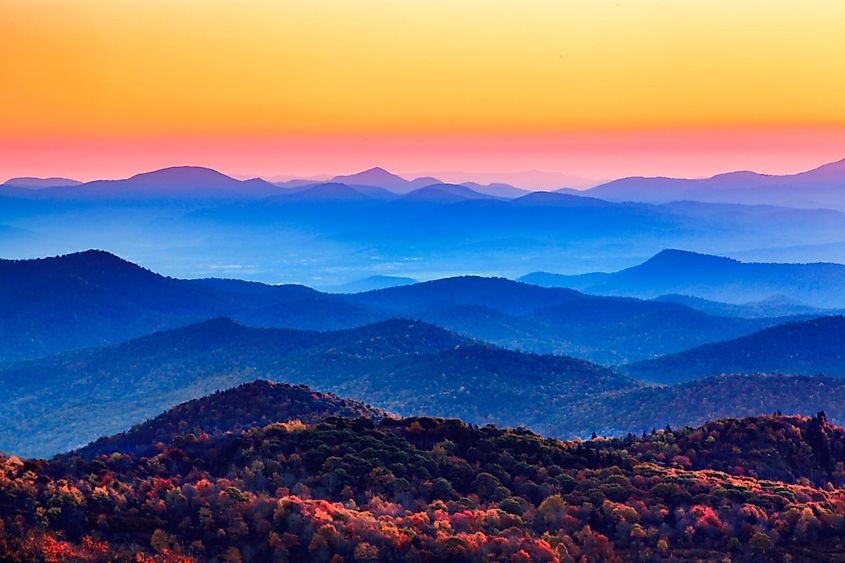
left=0, top=318, right=632, bottom=457
left=0, top=251, right=794, bottom=364
left=625, top=316, right=845, bottom=383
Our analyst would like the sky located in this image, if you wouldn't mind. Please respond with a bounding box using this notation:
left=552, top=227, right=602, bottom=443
left=2, top=0, right=845, bottom=185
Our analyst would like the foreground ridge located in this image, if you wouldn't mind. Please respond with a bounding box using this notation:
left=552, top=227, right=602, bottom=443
left=2, top=411, right=845, bottom=561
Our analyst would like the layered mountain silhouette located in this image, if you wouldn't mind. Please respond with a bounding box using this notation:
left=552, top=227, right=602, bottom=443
left=582, top=157, right=845, bottom=209
left=4, top=166, right=283, bottom=199
left=321, top=275, right=418, bottom=293
left=624, top=315, right=845, bottom=383
left=346, top=275, right=794, bottom=363
left=521, top=248, right=845, bottom=307
left=399, top=183, right=496, bottom=203
left=6, top=163, right=845, bottom=281
left=5, top=309, right=845, bottom=458
left=330, top=166, right=440, bottom=193
left=1, top=251, right=796, bottom=364
left=654, top=293, right=829, bottom=318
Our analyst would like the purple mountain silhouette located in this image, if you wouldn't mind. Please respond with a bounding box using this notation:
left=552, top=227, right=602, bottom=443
left=583, top=158, right=845, bottom=209
left=2, top=177, right=82, bottom=189
left=60, top=166, right=282, bottom=199
left=331, top=167, right=424, bottom=193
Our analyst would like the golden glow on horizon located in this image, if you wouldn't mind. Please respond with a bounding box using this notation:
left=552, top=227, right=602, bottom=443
left=3, top=0, right=845, bottom=137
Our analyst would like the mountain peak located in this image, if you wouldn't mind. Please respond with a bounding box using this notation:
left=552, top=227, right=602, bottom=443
left=40, top=249, right=137, bottom=269
left=330, top=167, right=416, bottom=192
left=646, top=248, right=739, bottom=266
left=126, top=166, right=239, bottom=187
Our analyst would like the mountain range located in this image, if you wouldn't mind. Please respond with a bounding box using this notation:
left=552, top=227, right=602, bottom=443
left=578, top=157, right=845, bottom=209
left=5, top=307, right=845, bottom=457
left=4, top=161, right=845, bottom=284
left=0, top=317, right=632, bottom=457
left=0, top=250, right=800, bottom=365
left=521, top=248, right=845, bottom=307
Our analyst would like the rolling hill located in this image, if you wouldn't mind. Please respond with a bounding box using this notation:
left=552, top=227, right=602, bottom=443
left=624, top=316, right=845, bottom=383
left=606, top=413, right=845, bottom=486
left=71, top=380, right=391, bottom=459
left=348, top=276, right=793, bottom=363
left=1, top=250, right=797, bottom=364
left=560, top=373, right=845, bottom=439
left=320, top=275, right=418, bottom=293
left=6, top=311, right=845, bottom=458
left=0, top=318, right=633, bottom=457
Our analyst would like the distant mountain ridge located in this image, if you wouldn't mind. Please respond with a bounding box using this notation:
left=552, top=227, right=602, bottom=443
left=2, top=166, right=283, bottom=199
left=7, top=164, right=845, bottom=281
left=1, top=250, right=798, bottom=364
left=583, top=157, right=845, bottom=209
left=330, top=166, right=439, bottom=193
left=521, top=248, right=845, bottom=307
left=2, top=176, right=81, bottom=189
left=321, top=275, right=418, bottom=293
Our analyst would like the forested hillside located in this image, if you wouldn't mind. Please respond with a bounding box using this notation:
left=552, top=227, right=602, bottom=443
left=0, top=318, right=632, bottom=457
left=3, top=413, right=845, bottom=561
left=70, top=380, right=392, bottom=459
left=559, top=374, right=845, bottom=438
left=625, top=316, right=845, bottom=383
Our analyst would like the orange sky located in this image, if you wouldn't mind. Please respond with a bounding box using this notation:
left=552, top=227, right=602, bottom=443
left=2, top=0, right=845, bottom=182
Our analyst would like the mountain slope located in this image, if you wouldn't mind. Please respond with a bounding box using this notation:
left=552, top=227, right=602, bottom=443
left=400, top=183, right=495, bottom=203
left=612, top=413, right=845, bottom=486
left=521, top=248, right=845, bottom=307
left=561, top=373, right=845, bottom=439
left=625, top=315, right=845, bottom=383
left=654, top=293, right=829, bottom=318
